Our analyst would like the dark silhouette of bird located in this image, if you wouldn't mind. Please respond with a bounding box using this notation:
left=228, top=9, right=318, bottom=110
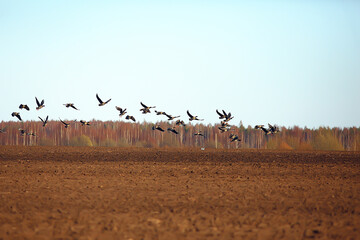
left=96, top=94, right=111, bottom=106
left=64, top=103, right=79, bottom=110
left=19, top=104, right=30, bottom=111
left=18, top=128, right=26, bottom=136
left=218, top=126, right=233, bottom=133
left=115, top=106, right=127, bottom=117
left=60, top=119, right=70, bottom=128
left=39, top=116, right=49, bottom=127
left=187, top=110, right=203, bottom=121
left=229, top=133, right=241, bottom=142
left=80, top=120, right=91, bottom=126
left=125, top=115, right=136, bottom=122
left=0, top=127, right=7, bottom=133
left=152, top=125, right=164, bottom=132
left=216, top=109, right=226, bottom=119
left=12, top=112, right=22, bottom=121
left=167, top=127, right=179, bottom=134
left=165, top=113, right=180, bottom=121
left=175, top=120, right=186, bottom=126
left=155, top=110, right=167, bottom=115
left=194, top=131, right=204, bottom=137
left=268, top=123, right=280, bottom=134
left=35, top=97, right=45, bottom=110
left=140, top=102, right=155, bottom=114
left=255, top=125, right=271, bottom=135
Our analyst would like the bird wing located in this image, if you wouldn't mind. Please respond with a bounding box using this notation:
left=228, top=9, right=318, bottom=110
left=45, top=115, right=49, bottom=123
left=25, top=105, right=30, bottom=111
left=71, top=105, right=79, bottom=110
left=187, top=110, right=193, bottom=118
left=216, top=109, right=223, bottom=117
left=140, top=102, right=148, bottom=108
left=96, top=94, right=103, bottom=104
left=115, top=106, right=121, bottom=111
left=35, top=97, right=40, bottom=106
left=41, top=99, right=44, bottom=106
left=38, top=116, right=44, bottom=122
left=104, top=99, right=111, bottom=104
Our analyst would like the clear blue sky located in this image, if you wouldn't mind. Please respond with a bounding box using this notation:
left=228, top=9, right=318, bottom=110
left=1, top=1, right=359, bottom=128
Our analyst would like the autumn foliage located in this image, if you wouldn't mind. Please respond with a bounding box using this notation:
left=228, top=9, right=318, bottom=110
left=0, top=120, right=359, bottom=151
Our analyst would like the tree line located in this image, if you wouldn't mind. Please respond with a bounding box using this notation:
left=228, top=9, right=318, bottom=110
left=0, top=120, right=359, bottom=151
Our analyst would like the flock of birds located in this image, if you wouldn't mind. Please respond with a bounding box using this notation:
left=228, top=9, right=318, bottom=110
left=3, top=94, right=280, bottom=143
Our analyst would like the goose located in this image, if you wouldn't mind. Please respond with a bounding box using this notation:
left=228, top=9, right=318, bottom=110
left=19, top=104, right=30, bottom=111
left=63, top=103, right=79, bottom=110
left=140, top=102, right=155, bottom=114
left=27, top=132, right=36, bottom=137
left=125, top=115, right=136, bottom=122
left=155, top=110, right=167, bottom=115
left=96, top=94, right=111, bottom=106
left=218, top=126, right=233, bottom=133
left=0, top=127, right=7, bottom=133
left=216, top=109, right=226, bottom=119
left=60, top=119, right=70, bottom=128
left=35, top=97, right=45, bottom=110
left=39, top=116, right=49, bottom=127
left=194, top=131, right=204, bottom=137
left=165, top=113, right=180, bottom=121
left=268, top=123, right=280, bottom=134
left=18, top=128, right=26, bottom=136
left=255, top=125, right=271, bottom=135
left=187, top=110, right=203, bottom=121
left=152, top=125, right=165, bottom=132
left=167, top=127, right=179, bottom=134
left=229, top=133, right=241, bottom=142
left=80, top=120, right=91, bottom=126
left=175, top=120, right=186, bottom=126
left=11, top=112, right=22, bottom=121
left=115, top=106, right=127, bottom=116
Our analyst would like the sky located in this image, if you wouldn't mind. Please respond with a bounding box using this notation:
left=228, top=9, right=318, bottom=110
left=0, top=0, right=359, bottom=128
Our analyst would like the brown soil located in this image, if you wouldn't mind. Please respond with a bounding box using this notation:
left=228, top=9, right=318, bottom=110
left=0, top=146, right=359, bottom=240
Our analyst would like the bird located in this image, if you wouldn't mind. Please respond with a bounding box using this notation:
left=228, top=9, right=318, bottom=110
left=140, top=102, right=155, bottom=114
left=152, top=125, right=165, bottom=132
left=80, top=120, right=91, bottom=126
left=59, top=119, right=70, bottom=128
left=194, top=131, right=204, bottom=137
left=155, top=110, right=167, bottom=115
left=27, top=132, right=37, bottom=137
left=255, top=125, right=271, bottom=135
left=229, top=133, right=241, bottom=142
left=268, top=123, right=280, bottom=134
left=125, top=115, right=136, bottom=122
left=39, top=116, right=49, bottom=127
left=19, top=104, right=30, bottom=111
left=216, top=109, right=226, bottom=119
left=187, top=110, right=203, bottom=121
left=63, top=103, right=79, bottom=110
left=11, top=112, right=22, bottom=121
left=165, top=113, right=180, bottom=121
left=115, top=106, right=127, bottom=117
left=18, top=128, right=26, bottom=136
left=35, top=97, right=45, bottom=110
left=167, top=127, right=179, bottom=134
left=218, top=126, right=233, bottom=133
left=0, top=127, right=7, bottom=133
left=175, top=120, right=186, bottom=126
left=96, top=94, right=111, bottom=106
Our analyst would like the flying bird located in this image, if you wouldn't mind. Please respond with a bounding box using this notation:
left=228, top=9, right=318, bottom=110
left=216, top=109, right=226, bottom=119
left=167, top=127, right=179, bottom=134
left=80, top=120, right=91, bottom=126
left=155, top=110, right=167, bottom=115
left=125, top=115, right=136, bottom=122
left=60, top=119, right=70, bottom=128
left=18, top=128, right=26, bottom=136
left=96, top=94, right=111, bottom=106
left=140, top=102, right=156, bottom=114
left=165, top=113, right=180, bottom=121
left=175, top=120, right=186, bottom=126
left=194, top=131, right=204, bottom=137
left=39, top=116, right=49, bottom=127
left=12, top=112, right=22, bottom=121
left=115, top=106, right=127, bottom=117
left=187, top=110, right=203, bottom=121
left=229, top=133, right=241, bottom=142
left=218, top=126, right=233, bottom=133
left=255, top=125, right=271, bottom=135
left=27, top=132, right=37, bottom=137
left=19, top=104, right=30, bottom=111
left=63, top=103, right=79, bottom=110
left=35, top=97, right=45, bottom=110
left=152, top=125, right=165, bottom=132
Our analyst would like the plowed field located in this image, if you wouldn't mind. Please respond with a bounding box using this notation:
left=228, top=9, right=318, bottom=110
left=0, top=146, right=359, bottom=239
